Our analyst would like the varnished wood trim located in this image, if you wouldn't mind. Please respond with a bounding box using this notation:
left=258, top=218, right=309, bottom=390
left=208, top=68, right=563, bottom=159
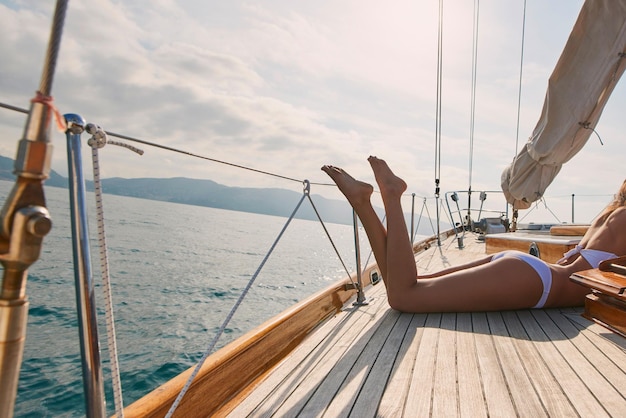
left=123, top=278, right=356, bottom=417
left=571, top=268, right=626, bottom=297
left=550, top=224, right=589, bottom=236
left=123, top=231, right=443, bottom=417
left=583, top=293, right=626, bottom=338
left=485, top=232, right=581, bottom=263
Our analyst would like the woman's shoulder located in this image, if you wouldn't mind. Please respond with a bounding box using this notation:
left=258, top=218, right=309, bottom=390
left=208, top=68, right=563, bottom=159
left=604, top=207, right=626, bottom=254
left=608, top=206, right=626, bottom=222
left=614, top=206, right=626, bottom=214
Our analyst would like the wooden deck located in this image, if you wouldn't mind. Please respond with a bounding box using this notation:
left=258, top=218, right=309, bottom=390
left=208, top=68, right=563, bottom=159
left=226, top=232, right=626, bottom=417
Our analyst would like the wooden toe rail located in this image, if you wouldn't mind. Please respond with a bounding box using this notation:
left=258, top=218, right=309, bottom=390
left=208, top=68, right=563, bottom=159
left=570, top=256, right=626, bottom=338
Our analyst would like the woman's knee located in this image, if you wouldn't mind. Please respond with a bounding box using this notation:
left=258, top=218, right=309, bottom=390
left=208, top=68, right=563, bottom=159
left=386, top=293, right=403, bottom=311
left=386, top=291, right=417, bottom=313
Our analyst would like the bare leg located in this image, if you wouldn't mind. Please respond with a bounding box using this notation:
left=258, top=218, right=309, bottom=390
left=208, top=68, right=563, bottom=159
left=367, top=156, right=543, bottom=312
left=324, top=158, right=544, bottom=313
left=321, top=165, right=389, bottom=278
left=367, top=157, right=418, bottom=306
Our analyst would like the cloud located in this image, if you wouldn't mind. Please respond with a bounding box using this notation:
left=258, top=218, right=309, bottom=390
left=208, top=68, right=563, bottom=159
left=0, top=0, right=622, bottom=223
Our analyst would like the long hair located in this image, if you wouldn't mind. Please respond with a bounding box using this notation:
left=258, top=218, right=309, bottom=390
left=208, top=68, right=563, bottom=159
left=597, top=179, right=626, bottom=222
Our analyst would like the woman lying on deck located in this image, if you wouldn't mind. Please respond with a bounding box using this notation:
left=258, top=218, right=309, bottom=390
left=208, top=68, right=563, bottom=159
left=322, top=156, right=626, bottom=313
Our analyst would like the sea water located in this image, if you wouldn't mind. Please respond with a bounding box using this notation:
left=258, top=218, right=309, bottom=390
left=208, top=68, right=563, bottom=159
left=0, top=180, right=371, bottom=417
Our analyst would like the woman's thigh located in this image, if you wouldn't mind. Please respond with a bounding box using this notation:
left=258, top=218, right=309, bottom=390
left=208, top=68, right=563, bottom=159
left=390, top=258, right=545, bottom=313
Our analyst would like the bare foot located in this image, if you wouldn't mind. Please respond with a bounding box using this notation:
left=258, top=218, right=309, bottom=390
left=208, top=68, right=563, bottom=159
left=367, top=156, right=407, bottom=199
left=321, top=165, right=373, bottom=207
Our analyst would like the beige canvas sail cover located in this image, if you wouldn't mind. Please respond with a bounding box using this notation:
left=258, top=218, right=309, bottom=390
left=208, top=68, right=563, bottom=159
left=501, top=0, right=626, bottom=210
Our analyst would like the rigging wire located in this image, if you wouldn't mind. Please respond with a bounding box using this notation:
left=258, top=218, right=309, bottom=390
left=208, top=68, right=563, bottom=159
left=468, top=0, right=480, bottom=193
left=433, top=0, right=444, bottom=244
left=0, top=101, right=334, bottom=187
left=33, top=107, right=372, bottom=416
left=39, top=0, right=68, bottom=96
left=163, top=181, right=360, bottom=416
left=517, top=197, right=562, bottom=224
left=163, top=194, right=311, bottom=416
left=466, top=0, right=480, bottom=225
left=508, top=0, right=528, bottom=229
left=434, top=0, right=443, bottom=184
left=514, top=0, right=528, bottom=155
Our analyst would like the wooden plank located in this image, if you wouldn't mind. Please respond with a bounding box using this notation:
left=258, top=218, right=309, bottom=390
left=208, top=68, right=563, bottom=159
left=431, top=313, right=458, bottom=417
left=155, top=231, right=626, bottom=418
left=124, top=276, right=361, bottom=418
left=403, top=313, right=442, bottom=417
left=376, top=314, right=428, bottom=417
left=487, top=312, right=547, bottom=417
left=564, top=310, right=626, bottom=353
left=456, top=313, right=487, bottom=418
left=348, top=312, right=414, bottom=418
left=321, top=310, right=402, bottom=417
left=529, top=310, right=615, bottom=417
left=501, top=311, right=577, bottom=417
left=226, top=293, right=387, bottom=416
left=471, top=312, right=517, bottom=417
left=546, top=309, right=626, bottom=399
left=415, top=234, right=479, bottom=273
left=279, top=298, right=393, bottom=416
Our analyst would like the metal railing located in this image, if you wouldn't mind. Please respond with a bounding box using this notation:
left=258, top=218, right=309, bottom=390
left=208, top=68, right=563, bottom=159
left=444, top=189, right=510, bottom=247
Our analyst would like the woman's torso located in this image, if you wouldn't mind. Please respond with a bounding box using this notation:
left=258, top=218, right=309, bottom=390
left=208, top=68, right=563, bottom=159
left=544, top=207, right=626, bottom=307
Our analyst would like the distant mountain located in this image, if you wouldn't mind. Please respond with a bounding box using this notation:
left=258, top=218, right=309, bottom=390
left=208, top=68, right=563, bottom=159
left=0, top=155, right=357, bottom=225
left=0, top=154, right=442, bottom=233
left=0, top=154, right=68, bottom=188
left=95, top=176, right=358, bottom=225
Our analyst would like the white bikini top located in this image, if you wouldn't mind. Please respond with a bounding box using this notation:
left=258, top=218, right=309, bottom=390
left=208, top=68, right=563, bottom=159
left=557, top=244, right=618, bottom=268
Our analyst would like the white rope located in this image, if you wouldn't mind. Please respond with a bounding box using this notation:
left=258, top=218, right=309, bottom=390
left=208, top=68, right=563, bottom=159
left=87, top=124, right=143, bottom=417
left=89, top=137, right=125, bottom=418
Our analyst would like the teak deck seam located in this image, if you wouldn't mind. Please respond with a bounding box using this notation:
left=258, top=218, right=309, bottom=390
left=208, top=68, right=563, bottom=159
left=228, top=232, right=626, bottom=417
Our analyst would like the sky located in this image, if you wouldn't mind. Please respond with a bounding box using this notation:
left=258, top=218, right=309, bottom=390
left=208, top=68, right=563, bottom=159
left=0, top=0, right=624, bottom=224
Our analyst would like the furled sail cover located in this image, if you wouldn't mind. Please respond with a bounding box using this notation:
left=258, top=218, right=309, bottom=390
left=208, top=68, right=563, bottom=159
left=501, top=0, right=626, bottom=209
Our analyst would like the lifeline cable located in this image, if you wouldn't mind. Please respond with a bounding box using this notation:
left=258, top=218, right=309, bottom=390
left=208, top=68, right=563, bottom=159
left=304, top=191, right=357, bottom=287
left=0, top=102, right=334, bottom=187
left=164, top=187, right=310, bottom=417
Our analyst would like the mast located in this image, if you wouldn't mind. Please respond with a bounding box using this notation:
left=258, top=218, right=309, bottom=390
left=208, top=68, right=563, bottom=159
left=0, top=1, right=68, bottom=416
